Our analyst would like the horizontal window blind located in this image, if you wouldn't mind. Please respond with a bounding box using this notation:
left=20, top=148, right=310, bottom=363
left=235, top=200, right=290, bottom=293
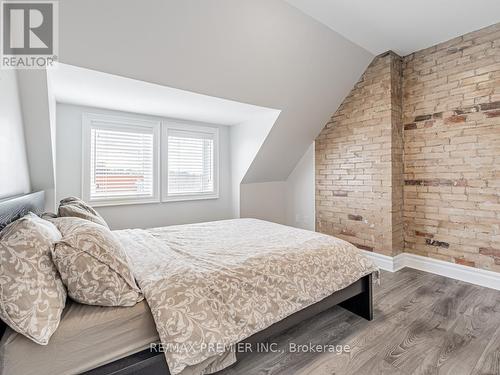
left=90, top=125, right=154, bottom=200
left=167, top=129, right=215, bottom=196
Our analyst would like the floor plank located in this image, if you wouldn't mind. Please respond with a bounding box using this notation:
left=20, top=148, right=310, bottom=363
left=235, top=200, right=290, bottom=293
left=471, top=325, right=500, bottom=375
left=217, top=268, right=500, bottom=375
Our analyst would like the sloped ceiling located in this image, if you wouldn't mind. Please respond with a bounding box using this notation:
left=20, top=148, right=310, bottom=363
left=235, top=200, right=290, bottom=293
left=285, top=0, right=500, bottom=56
left=49, top=64, right=279, bottom=127
left=57, top=0, right=373, bottom=183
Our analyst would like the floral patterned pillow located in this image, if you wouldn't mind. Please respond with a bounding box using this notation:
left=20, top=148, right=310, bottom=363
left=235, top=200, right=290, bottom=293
left=51, top=217, right=142, bottom=307
left=58, top=196, right=109, bottom=228
left=0, top=213, right=67, bottom=345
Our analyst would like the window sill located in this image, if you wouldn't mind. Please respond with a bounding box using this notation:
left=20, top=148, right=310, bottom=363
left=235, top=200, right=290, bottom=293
left=87, top=194, right=219, bottom=207
left=88, top=198, right=160, bottom=207
left=162, top=194, right=219, bottom=203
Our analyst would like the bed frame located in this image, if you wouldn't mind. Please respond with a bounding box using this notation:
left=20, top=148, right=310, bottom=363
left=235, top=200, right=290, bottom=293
left=0, top=192, right=373, bottom=375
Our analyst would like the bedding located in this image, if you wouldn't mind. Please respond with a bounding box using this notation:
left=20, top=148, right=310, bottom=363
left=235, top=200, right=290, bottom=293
left=58, top=196, right=109, bottom=228
left=51, top=217, right=142, bottom=306
left=0, top=300, right=159, bottom=375
left=0, top=213, right=66, bottom=345
left=115, top=218, right=379, bottom=375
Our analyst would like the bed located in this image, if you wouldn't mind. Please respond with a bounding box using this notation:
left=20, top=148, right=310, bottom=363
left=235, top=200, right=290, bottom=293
left=0, top=192, right=378, bottom=375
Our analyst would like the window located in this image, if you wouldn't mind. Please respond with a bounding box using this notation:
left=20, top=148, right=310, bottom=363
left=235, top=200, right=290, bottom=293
left=162, top=123, right=219, bottom=201
left=82, top=114, right=160, bottom=206
left=81, top=114, right=219, bottom=206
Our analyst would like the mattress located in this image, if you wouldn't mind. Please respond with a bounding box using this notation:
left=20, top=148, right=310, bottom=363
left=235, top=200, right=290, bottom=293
left=0, top=300, right=159, bottom=375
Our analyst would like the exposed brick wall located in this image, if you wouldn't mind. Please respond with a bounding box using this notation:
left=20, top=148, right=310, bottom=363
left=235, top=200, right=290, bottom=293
left=316, top=23, right=500, bottom=272
left=403, top=23, right=500, bottom=272
left=315, top=52, right=403, bottom=256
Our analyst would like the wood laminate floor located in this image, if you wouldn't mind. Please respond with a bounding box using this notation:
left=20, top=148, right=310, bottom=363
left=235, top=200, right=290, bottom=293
left=217, top=268, right=500, bottom=375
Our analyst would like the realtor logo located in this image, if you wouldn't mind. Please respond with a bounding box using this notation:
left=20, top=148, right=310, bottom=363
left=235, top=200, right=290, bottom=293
left=1, top=1, right=58, bottom=68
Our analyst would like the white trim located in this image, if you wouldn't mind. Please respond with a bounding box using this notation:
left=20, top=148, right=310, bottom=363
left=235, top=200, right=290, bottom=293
left=360, top=251, right=399, bottom=272
left=393, top=253, right=406, bottom=272
left=360, top=250, right=500, bottom=291
left=161, top=121, right=220, bottom=202
left=404, top=253, right=500, bottom=291
left=81, top=112, right=161, bottom=207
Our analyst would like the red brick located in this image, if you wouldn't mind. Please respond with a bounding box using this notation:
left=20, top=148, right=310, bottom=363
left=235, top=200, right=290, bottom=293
left=352, top=243, right=374, bottom=251
left=444, top=115, right=467, bottom=124
left=479, top=247, right=500, bottom=257
left=486, top=110, right=500, bottom=118
left=454, top=258, right=475, bottom=267
left=415, top=231, right=434, bottom=238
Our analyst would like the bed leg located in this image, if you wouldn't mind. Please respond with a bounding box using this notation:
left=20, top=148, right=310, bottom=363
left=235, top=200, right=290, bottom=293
left=339, top=274, right=373, bottom=321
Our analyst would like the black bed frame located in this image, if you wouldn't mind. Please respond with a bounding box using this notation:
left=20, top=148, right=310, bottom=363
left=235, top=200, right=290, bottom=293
left=0, top=192, right=373, bottom=375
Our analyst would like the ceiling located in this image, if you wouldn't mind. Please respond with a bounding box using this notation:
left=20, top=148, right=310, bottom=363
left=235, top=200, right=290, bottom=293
left=285, top=0, right=500, bottom=56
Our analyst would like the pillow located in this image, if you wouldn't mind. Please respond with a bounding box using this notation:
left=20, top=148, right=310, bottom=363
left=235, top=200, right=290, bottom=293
left=51, top=217, right=142, bottom=307
left=58, top=197, right=108, bottom=228
left=0, top=213, right=67, bottom=345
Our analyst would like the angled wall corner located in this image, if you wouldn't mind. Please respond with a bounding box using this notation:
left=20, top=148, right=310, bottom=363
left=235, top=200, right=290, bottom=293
left=230, top=110, right=281, bottom=218
left=285, top=142, right=315, bottom=230
left=17, top=69, right=57, bottom=211
left=240, top=141, right=316, bottom=228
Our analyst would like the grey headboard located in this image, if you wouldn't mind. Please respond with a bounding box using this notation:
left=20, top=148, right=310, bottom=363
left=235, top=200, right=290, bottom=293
left=0, top=191, right=45, bottom=229
left=0, top=191, right=45, bottom=338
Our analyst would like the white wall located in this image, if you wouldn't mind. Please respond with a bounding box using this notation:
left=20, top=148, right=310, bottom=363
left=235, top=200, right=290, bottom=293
left=285, top=142, right=315, bottom=230
left=17, top=70, right=57, bottom=210
left=241, top=143, right=315, bottom=230
left=0, top=71, right=31, bottom=199
left=56, top=104, right=233, bottom=229
left=229, top=111, right=280, bottom=218
left=240, top=182, right=287, bottom=224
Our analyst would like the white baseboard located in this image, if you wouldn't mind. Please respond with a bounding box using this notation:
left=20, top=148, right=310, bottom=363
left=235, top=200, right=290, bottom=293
left=361, top=250, right=500, bottom=291
left=360, top=251, right=398, bottom=272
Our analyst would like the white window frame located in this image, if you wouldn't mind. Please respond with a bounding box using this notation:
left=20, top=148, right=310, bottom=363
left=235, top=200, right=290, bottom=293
left=82, top=113, right=161, bottom=207
left=162, top=121, right=219, bottom=202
